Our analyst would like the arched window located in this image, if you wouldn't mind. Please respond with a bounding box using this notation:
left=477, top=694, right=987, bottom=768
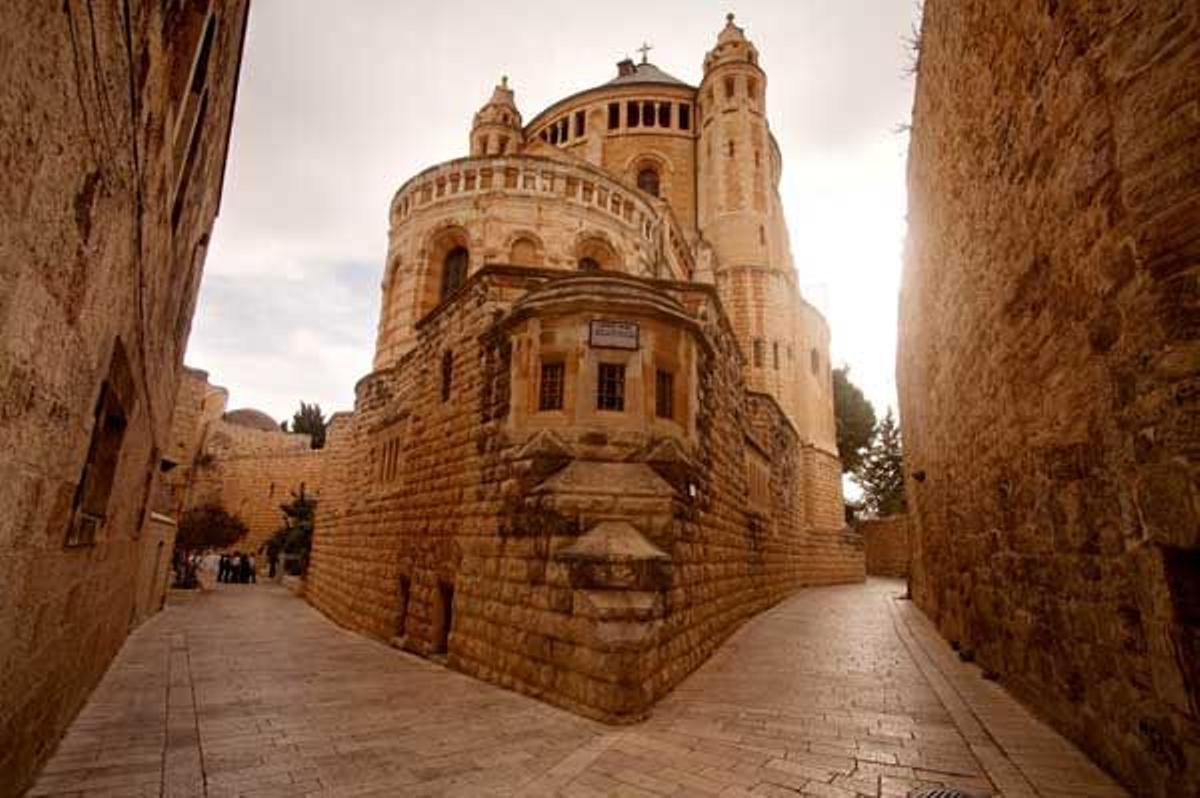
left=441, top=247, right=468, bottom=301
left=510, top=236, right=539, bottom=266
left=637, top=167, right=660, bottom=197
left=576, top=236, right=620, bottom=272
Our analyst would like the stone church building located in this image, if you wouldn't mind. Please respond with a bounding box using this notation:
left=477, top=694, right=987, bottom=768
left=306, top=15, right=864, bottom=722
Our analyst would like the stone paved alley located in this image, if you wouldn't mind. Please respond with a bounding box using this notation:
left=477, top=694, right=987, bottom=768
left=25, top=581, right=1126, bottom=797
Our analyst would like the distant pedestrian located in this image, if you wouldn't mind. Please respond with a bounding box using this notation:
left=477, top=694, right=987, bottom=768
left=237, top=552, right=251, bottom=584
left=217, top=554, right=229, bottom=583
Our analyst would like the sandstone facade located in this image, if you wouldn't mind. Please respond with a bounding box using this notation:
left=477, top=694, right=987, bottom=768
left=307, top=15, right=861, bottom=723
left=899, top=2, right=1199, bottom=794
left=165, top=367, right=323, bottom=556
left=0, top=3, right=248, bottom=795
left=861, top=515, right=909, bottom=579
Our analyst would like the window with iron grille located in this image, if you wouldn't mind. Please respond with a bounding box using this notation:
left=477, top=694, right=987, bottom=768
left=539, top=362, right=564, bottom=411
left=597, top=363, right=625, bottom=411
left=655, top=370, right=673, bottom=419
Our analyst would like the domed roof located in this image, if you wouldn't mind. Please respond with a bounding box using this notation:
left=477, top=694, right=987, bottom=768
left=603, top=60, right=691, bottom=89
left=222, top=408, right=279, bottom=432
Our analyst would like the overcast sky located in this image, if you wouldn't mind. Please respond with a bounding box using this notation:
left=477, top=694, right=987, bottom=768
left=188, top=0, right=921, bottom=425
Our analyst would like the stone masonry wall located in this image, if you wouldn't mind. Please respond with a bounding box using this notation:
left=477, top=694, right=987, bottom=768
left=861, top=515, right=909, bottom=579
left=307, top=268, right=863, bottom=722
left=899, top=2, right=1199, bottom=794
left=166, top=370, right=324, bottom=556
left=0, top=3, right=247, bottom=795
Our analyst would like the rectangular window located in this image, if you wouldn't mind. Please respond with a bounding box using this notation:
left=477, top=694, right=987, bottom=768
left=678, top=103, right=690, bottom=130
left=773, top=342, right=779, bottom=370
left=441, top=351, right=453, bottom=402
left=574, top=110, right=585, bottom=138
left=539, top=362, right=564, bottom=411
left=724, top=76, right=735, bottom=99
left=67, top=343, right=135, bottom=547
left=608, top=102, right=619, bottom=130
left=627, top=101, right=640, bottom=128
left=657, top=103, right=670, bottom=128
left=753, top=339, right=765, bottom=368
left=559, top=118, right=569, bottom=142
left=655, top=370, right=674, bottom=419
left=597, top=363, right=625, bottom=411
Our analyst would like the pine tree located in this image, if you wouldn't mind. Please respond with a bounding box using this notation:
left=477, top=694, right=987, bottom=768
left=853, top=408, right=907, bottom=517
left=290, top=401, right=326, bottom=449
left=833, top=367, right=876, bottom=473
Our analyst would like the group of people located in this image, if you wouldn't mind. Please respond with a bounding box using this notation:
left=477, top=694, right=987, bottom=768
left=216, top=551, right=256, bottom=583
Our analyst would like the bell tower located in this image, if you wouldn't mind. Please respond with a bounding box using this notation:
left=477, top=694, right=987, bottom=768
left=697, top=15, right=815, bottom=435
left=696, top=14, right=781, bottom=274
left=470, top=76, right=523, bottom=157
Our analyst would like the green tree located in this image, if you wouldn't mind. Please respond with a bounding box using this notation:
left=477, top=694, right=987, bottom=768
left=264, top=485, right=317, bottom=575
left=174, top=504, right=248, bottom=588
left=833, top=367, right=876, bottom=473
left=291, top=401, right=326, bottom=449
left=854, top=409, right=907, bottom=517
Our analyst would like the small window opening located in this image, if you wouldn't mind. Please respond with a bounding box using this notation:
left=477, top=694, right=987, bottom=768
left=395, top=575, right=411, bottom=638
left=637, top=167, right=660, bottom=197
left=747, top=77, right=757, bottom=100
left=597, top=363, right=626, bottom=411
left=810, top=348, right=820, bottom=375
left=727, top=140, right=735, bottom=157
left=724, top=76, right=735, bottom=99
left=432, top=582, right=454, bottom=654
left=574, top=110, right=585, bottom=137
left=440, top=246, right=468, bottom=301
left=759, top=225, right=766, bottom=245
left=549, top=125, right=559, bottom=145
left=608, top=102, right=620, bottom=129
left=753, top=339, right=765, bottom=368
left=441, top=350, right=453, bottom=402
left=498, top=135, right=509, bottom=154
left=655, top=370, right=674, bottom=419
left=643, top=100, right=655, bottom=127
left=67, top=343, right=134, bottom=547
left=678, top=104, right=691, bottom=130
left=772, top=342, right=779, bottom=370
left=627, top=101, right=640, bottom=128
left=539, top=362, right=565, bottom=411
left=578, top=257, right=600, bottom=272
left=755, top=149, right=761, bottom=168
left=657, top=103, right=670, bottom=128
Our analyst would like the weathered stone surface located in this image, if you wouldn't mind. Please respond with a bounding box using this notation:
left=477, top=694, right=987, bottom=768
left=861, top=515, right=909, bottom=579
left=899, top=2, right=1200, bottom=795
left=0, top=3, right=247, bottom=796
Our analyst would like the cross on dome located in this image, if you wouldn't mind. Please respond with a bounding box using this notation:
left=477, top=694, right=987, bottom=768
left=637, top=41, right=653, bottom=63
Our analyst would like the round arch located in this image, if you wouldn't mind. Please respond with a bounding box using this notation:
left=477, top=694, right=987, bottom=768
left=574, top=233, right=622, bottom=272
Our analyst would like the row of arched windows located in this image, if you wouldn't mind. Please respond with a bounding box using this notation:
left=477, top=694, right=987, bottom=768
left=437, top=238, right=621, bottom=301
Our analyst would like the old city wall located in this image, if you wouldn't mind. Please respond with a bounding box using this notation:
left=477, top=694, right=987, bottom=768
left=899, top=2, right=1199, bottom=794
left=860, top=515, right=909, bottom=579
left=0, top=3, right=247, bottom=795
left=308, top=268, right=863, bottom=722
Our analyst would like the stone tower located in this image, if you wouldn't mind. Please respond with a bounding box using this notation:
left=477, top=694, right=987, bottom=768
left=696, top=15, right=832, bottom=453
left=470, top=76, right=523, bottom=156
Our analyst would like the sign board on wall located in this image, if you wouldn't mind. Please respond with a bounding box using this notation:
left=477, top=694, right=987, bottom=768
left=589, top=320, right=639, bottom=350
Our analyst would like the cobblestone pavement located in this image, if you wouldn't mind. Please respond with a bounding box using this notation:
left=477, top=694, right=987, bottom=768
left=26, top=580, right=1127, bottom=797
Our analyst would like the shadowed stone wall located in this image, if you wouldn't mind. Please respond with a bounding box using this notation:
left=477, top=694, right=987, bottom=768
left=0, top=3, right=247, bottom=795
left=861, top=516, right=909, bottom=579
left=899, top=2, right=1199, bottom=794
